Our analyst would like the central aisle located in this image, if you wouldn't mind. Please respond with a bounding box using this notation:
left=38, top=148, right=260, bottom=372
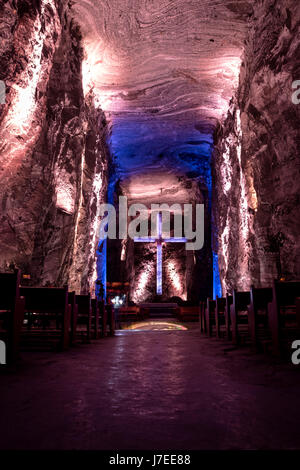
left=0, top=323, right=300, bottom=450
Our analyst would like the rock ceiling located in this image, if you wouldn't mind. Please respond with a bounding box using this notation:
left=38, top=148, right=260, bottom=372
left=72, top=0, right=253, bottom=196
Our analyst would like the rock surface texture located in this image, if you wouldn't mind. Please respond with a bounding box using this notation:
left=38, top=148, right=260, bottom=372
left=72, top=0, right=253, bottom=170
left=0, top=0, right=110, bottom=293
left=213, top=0, right=300, bottom=293
left=71, top=0, right=254, bottom=300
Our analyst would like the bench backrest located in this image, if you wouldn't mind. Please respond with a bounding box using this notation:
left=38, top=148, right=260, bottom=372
left=233, top=290, right=251, bottom=311
left=119, top=306, right=139, bottom=313
left=272, top=281, right=300, bottom=307
left=216, top=297, right=226, bottom=312
left=75, top=294, right=91, bottom=314
left=20, top=286, right=68, bottom=313
left=226, top=294, right=233, bottom=308
left=98, top=299, right=105, bottom=315
left=68, top=291, right=76, bottom=305
left=250, top=286, right=273, bottom=311
left=0, top=270, right=21, bottom=310
left=207, top=299, right=216, bottom=313
left=180, top=306, right=199, bottom=314
left=91, top=298, right=98, bottom=313
left=68, top=291, right=77, bottom=314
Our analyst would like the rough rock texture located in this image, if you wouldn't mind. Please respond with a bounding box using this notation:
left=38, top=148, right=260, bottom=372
left=213, top=0, right=300, bottom=293
left=1, top=0, right=299, bottom=299
left=0, top=0, right=110, bottom=293
left=71, top=0, right=254, bottom=301
left=72, top=0, right=253, bottom=172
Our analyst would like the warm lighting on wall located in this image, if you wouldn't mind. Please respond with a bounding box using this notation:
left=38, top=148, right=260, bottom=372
left=4, top=0, right=57, bottom=138
left=220, top=137, right=233, bottom=194
left=0, top=0, right=59, bottom=176
left=120, top=240, right=126, bottom=261
left=55, top=169, right=76, bottom=214
left=218, top=108, right=259, bottom=292
left=134, top=270, right=150, bottom=302
left=249, top=180, right=258, bottom=212
left=69, top=148, right=85, bottom=294
left=220, top=222, right=230, bottom=292
left=236, top=110, right=253, bottom=289
left=236, top=110, right=249, bottom=243
left=90, top=169, right=104, bottom=294
left=214, top=56, right=243, bottom=118
left=132, top=262, right=154, bottom=304
left=167, top=261, right=181, bottom=292
left=81, top=40, right=122, bottom=112
left=167, top=260, right=186, bottom=300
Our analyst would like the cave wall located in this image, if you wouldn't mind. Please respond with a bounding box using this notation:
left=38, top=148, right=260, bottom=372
left=213, top=0, right=300, bottom=294
left=0, top=0, right=110, bottom=293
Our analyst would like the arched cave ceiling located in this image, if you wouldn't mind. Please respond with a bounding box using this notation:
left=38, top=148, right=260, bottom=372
left=72, top=0, right=254, bottom=202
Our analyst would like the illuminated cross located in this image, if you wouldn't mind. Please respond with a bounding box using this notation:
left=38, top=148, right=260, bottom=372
left=134, top=212, right=187, bottom=295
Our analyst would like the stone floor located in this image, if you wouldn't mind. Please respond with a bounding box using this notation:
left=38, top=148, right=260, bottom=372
left=0, top=320, right=300, bottom=450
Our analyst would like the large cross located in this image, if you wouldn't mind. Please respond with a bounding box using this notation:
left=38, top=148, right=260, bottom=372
left=134, top=212, right=187, bottom=295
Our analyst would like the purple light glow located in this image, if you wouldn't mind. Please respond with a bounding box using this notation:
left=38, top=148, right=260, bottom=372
left=157, top=242, right=162, bottom=295
left=164, top=238, right=187, bottom=243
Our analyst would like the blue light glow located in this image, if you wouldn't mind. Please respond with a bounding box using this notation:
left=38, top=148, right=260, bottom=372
left=96, top=238, right=107, bottom=300
left=101, top=115, right=215, bottom=300
left=108, top=119, right=213, bottom=186
left=96, top=169, right=116, bottom=300
left=213, top=251, right=222, bottom=300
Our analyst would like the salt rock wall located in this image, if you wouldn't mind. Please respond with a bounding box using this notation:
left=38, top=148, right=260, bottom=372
left=213, top=0, right=300, bottom=294
left=0, top=0, right=109, bottom=293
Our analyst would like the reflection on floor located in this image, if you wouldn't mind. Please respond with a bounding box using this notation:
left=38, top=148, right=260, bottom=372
left=1, top=323, right=300, bottom=450
left=118, top=319, right=188, bottom=332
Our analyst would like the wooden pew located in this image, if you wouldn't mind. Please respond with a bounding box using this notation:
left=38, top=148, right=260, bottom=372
left=0, top=270, right=25, bottom=364
left=225, top=294, right=233, bottom=340
left=230, top=290, right=251, bottom=345
left=20, top=286, right=71, bottom=350
left=199, top=301, right=206, bottom=333
left=215, top=297, right=227, bottom=339
left=91, top=298, right=100, bottom=339
left=75, top=294, right=92, bottom=342
left=98, top=300, right=108, bottom=337
left=118, top=305, right=141, bottom=322
left=177, top=305, right=200, bottom=322
left=268, top=280, right=300, bottom=356
left=68, top=291, right=78, bottom=345
left=139, top=306, right=150, bottom=320
left=202, top=295, right=232, bottom=339
left=106, top=304, right=115, bottom=336
left=248, top=286, right=273, bottom=352
left=205, top=299, right=216, bottom=337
